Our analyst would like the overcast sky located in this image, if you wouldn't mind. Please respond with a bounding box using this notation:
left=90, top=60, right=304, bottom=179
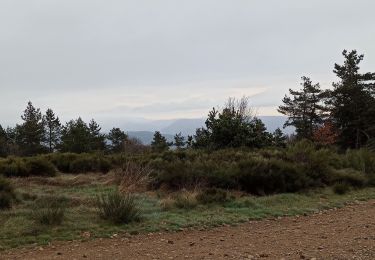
left=1, top=0, right=375, bottom=127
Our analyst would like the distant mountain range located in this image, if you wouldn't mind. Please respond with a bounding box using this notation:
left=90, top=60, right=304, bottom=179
left=125, top=116, right=293, bottom=144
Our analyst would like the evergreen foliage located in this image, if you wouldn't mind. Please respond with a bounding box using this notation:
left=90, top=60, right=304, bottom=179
left=151, top=131, right=170, bottom=152
left=173, top=132, right=185, bottom=149
left=43, top=108, right=61, bottom=152
left=16, top=101, right=46, bottom=156
left=107, top=128, right=128, bottom=153
left=328, top=50, right=375, bottom=148
left=278, top=77, right=328, bottom=140
left=193, top=97, right=272, bottom=149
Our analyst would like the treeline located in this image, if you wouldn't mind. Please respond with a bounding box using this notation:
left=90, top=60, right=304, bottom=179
left=279, top=50, right=375, bottom=149
left=165, top=49, right=375, bottom=151
left=0, top=103, right=131, bottom=157
left=0, top=49, right=374, bottom=157
left=0, top=99, right=288, bottom=157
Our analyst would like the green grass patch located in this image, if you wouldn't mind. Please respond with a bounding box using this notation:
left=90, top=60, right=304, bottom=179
left=1, top=174, right=375, bottom=250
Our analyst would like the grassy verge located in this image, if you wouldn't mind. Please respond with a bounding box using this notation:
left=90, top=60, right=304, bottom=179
left=1, top=174, right=375, bottom=250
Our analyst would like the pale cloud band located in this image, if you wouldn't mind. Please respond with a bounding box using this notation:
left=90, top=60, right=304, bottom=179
left=0, top=0, right=374, bottom=127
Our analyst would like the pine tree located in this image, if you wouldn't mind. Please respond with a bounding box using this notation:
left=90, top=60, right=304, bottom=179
left=328, top=50, right=375, bottom=148
left=107, top=127, right=127, bottom=152
left=5, top=127, right=19, bottom=155
left=151, top=131, right=169, bottom=152
left=193, top=97, right=271, bottom=149
left=186, top=135, right=194, bottom=148
left=0, top=125, right=7, bottom=157
left=17, top=101, right=46, bottom=155
left=88, top=119, right=106, bottom=151
left=272, top=128, right=287, bottom=148
left=60, top=118, right=91, bottom=153
left=174, top=132, right=185, bottom=149
left=278, top=77, right=327, bottom=140
left=43, top=108, right=61, bottom=152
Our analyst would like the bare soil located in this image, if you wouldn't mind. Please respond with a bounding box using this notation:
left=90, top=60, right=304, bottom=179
left=2, top=200, right=375, bottom=260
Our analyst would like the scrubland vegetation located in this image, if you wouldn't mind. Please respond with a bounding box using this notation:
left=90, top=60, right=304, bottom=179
left=1, top=49, right=375, bottom=249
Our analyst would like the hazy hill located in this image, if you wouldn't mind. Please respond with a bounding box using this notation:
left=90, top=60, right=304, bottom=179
left=125, top=116, right=293, bottom=144
left=127, top=131, right=174, bottom=145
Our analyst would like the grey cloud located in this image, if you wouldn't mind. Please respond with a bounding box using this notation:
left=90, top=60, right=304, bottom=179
left=1, top=0, right=375, bottom=126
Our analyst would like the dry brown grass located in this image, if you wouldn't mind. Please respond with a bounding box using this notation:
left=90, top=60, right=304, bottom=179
left=113, top=161, right=153, bottom=193
left=10, top=173, right=113, bottom=188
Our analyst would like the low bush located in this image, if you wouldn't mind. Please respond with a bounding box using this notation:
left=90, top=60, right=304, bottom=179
left=24, top=157, right=57, bottom=176
left=0, top=157, right=28, bottom=177
left=47, top=153, right=79, bottom=173
left=333, top=182, right=351, bottom=195
left=31, top=196, right=67, bottom=225
left=46, top=153, right=112, bottom=174
left=0, top=157, right=56, bottom=177
left=196, top=188, right=230, bottom=204
left=0, top=176, right=16, bottom=209
left=96, top=191, right=141, bottom=224
left=345, top=149, right=375, bottom=176
left=98, top=157, right=111, bottom=173
left=332, top=169, right=367, bottom=188
left=69, top=156, right=94, bottom=173
left=237, top=158, right=311, bottom=195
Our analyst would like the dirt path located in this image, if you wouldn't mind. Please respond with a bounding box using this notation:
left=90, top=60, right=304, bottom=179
left=2, top=200, right=375, bottom=260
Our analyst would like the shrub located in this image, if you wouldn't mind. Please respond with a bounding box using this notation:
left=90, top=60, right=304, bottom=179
left=333, top=182, right=351, bottom=195
left=0, top=157, right=28, bottom=177
left=237, top=158, right=311, bottom=195
left=48, top=153, right=79, bottom=173
left=69, top=156, right=94, bottom=173
left=196, top=188, right=230, bottom=204
left=173, top=191, right=198, bottom=209
left=68, top=155, right=111, bottom=174
left=96, top=191, right=141, bottom=224
left=285, top=140, right=335, bottom=185
left=98, top=157, right=111, bottom=174
left=332, top=169, right=367, bottom=188
left=345, top=149, right=375, bottom=175
left=0, top=176, right=16, bottom=209
left=24, top=157, right=57, bottom=176
left=0, top=157, right=56, bottom=177
left=31, top=196, right=67, bottom=225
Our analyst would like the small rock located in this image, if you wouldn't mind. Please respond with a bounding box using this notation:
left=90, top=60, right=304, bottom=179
left=167, top=240, right=174, bottom=244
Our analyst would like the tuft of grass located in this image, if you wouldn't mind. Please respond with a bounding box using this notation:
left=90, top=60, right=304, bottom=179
left=159, top=197, right=175, bottom=211
left=196, top=188, right=231, bottom=204
left=174, top=191, right=198, bottom=209
left=31, top=196, right=67, bottom=225
left=96, top=190, right=141, bottom=224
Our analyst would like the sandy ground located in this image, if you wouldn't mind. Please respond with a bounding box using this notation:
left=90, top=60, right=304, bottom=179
left=2, top=200, right=375, bottom=260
